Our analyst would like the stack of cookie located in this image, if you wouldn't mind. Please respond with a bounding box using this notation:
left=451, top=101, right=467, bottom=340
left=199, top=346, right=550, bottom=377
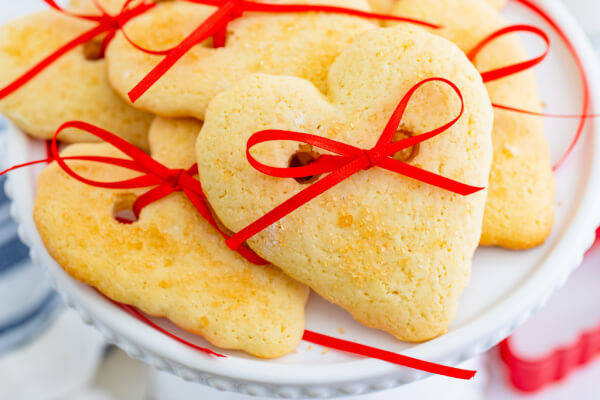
left=0, top=0, right=554, bottom=358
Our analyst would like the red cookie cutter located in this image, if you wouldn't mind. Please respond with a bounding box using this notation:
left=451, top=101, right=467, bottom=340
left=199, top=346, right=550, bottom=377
left=499, top=227, right=600, bottom=392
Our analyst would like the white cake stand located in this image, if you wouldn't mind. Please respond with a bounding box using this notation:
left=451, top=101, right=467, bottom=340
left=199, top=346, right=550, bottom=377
left=4, top=0, right=600, bottom=397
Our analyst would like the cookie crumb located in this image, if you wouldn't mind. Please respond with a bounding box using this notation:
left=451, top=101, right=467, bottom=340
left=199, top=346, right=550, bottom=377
left=338, top=327, right=345, bottom=335
left=321, top=348, right=330, bottom=355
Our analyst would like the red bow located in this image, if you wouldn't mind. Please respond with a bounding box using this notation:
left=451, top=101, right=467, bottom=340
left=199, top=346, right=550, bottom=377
left=0, top=0, right=158, bottom=101
left=126, top=0, right=441, bottom=102
left=226, top=77, right=484, bottom=250
left=47, top=120, right=269, bottom=266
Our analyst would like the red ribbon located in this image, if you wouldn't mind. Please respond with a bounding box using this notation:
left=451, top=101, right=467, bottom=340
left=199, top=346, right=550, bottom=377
left=0, top=117, right=476, bottom=380
left=465, top=19, right=594, bottom=169
left=46, top=121, right=268, bottom=265
left=302, top=330, right=475, bottom=380
left=226, top=77, right=483, bottom=250
left=117, top=299, right=475, bottom=379
left=126, top=0, right=440, bottom=102
left=0, top=0, right=158, bottom=101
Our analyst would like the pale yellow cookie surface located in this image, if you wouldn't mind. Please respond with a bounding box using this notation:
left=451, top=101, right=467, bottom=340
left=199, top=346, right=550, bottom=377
left=69, top=0, right=143, bottom=14
left=390, top=0, right=555, bottom=249
left=197, top=26, right=493, bottom=341
left=368, top=0, right=505, bottom=13
left=34, top=117, right=309, bottom=358
left=105, top=0, right=377, bottom=119
left=0, top=11, right=153, bottom=148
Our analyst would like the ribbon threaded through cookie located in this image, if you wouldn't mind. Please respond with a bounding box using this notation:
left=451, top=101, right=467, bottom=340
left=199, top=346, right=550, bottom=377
left=226, top=77, right=484, bottom=250
left=126, top=0, right=441, bottom=101
left=123, top=8, right=594, bottom=167
left=51, top=121, right=269, bottom=266
left=0, top=0, right=158, bottom=101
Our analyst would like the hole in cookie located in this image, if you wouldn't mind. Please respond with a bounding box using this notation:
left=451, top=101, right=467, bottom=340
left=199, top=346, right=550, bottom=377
left=392, top=126, right=420, bottom=163
left=289, top=144, right=321, bottom=184
left=83, top=38, right=105, bottom=61
left=113, top=193, right=139, bottom=224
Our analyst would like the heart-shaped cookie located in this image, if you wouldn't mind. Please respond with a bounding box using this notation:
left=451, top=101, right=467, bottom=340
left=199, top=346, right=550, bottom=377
left=0, top=10, right=153, bottom=149
left=197, top=26, right=493, bottom=341
left=34, top=117, right=309, bottom=358
left=389, top=0, right=555, bottom=249
left=104, top=0, right=378, bottom=119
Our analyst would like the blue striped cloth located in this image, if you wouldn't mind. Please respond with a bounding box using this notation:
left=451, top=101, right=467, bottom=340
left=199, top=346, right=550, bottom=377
left=0, top=117, right=62, bottom=356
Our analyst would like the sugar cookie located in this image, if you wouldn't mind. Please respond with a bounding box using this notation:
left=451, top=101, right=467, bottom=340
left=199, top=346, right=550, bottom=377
left=197, top=26, right=493, bottom=341
left=34, top=117, right=309, bottom=358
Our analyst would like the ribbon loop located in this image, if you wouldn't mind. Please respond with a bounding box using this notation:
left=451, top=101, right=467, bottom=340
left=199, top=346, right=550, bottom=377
left=468, top=24, right=550, bottom=83
left=226, top=77, right=484, bottom=250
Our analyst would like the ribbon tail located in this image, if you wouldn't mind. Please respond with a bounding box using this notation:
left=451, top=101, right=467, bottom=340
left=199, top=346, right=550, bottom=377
left=302, top=330, right=476, bottom=380
left=183, top=187, right=269, bottom=265
left=468, top=25, right=550, bottom=84
left=112, top=300, right=226, bottom=358
left=0, top=24, right=109, bottom=100
left=493, top=103, right=599, bottom=119
left=377, top=158, right=484, bottom=196
left=513, top=0, right=589, bottom=171
left=0, top=159, right=53, bottom=177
